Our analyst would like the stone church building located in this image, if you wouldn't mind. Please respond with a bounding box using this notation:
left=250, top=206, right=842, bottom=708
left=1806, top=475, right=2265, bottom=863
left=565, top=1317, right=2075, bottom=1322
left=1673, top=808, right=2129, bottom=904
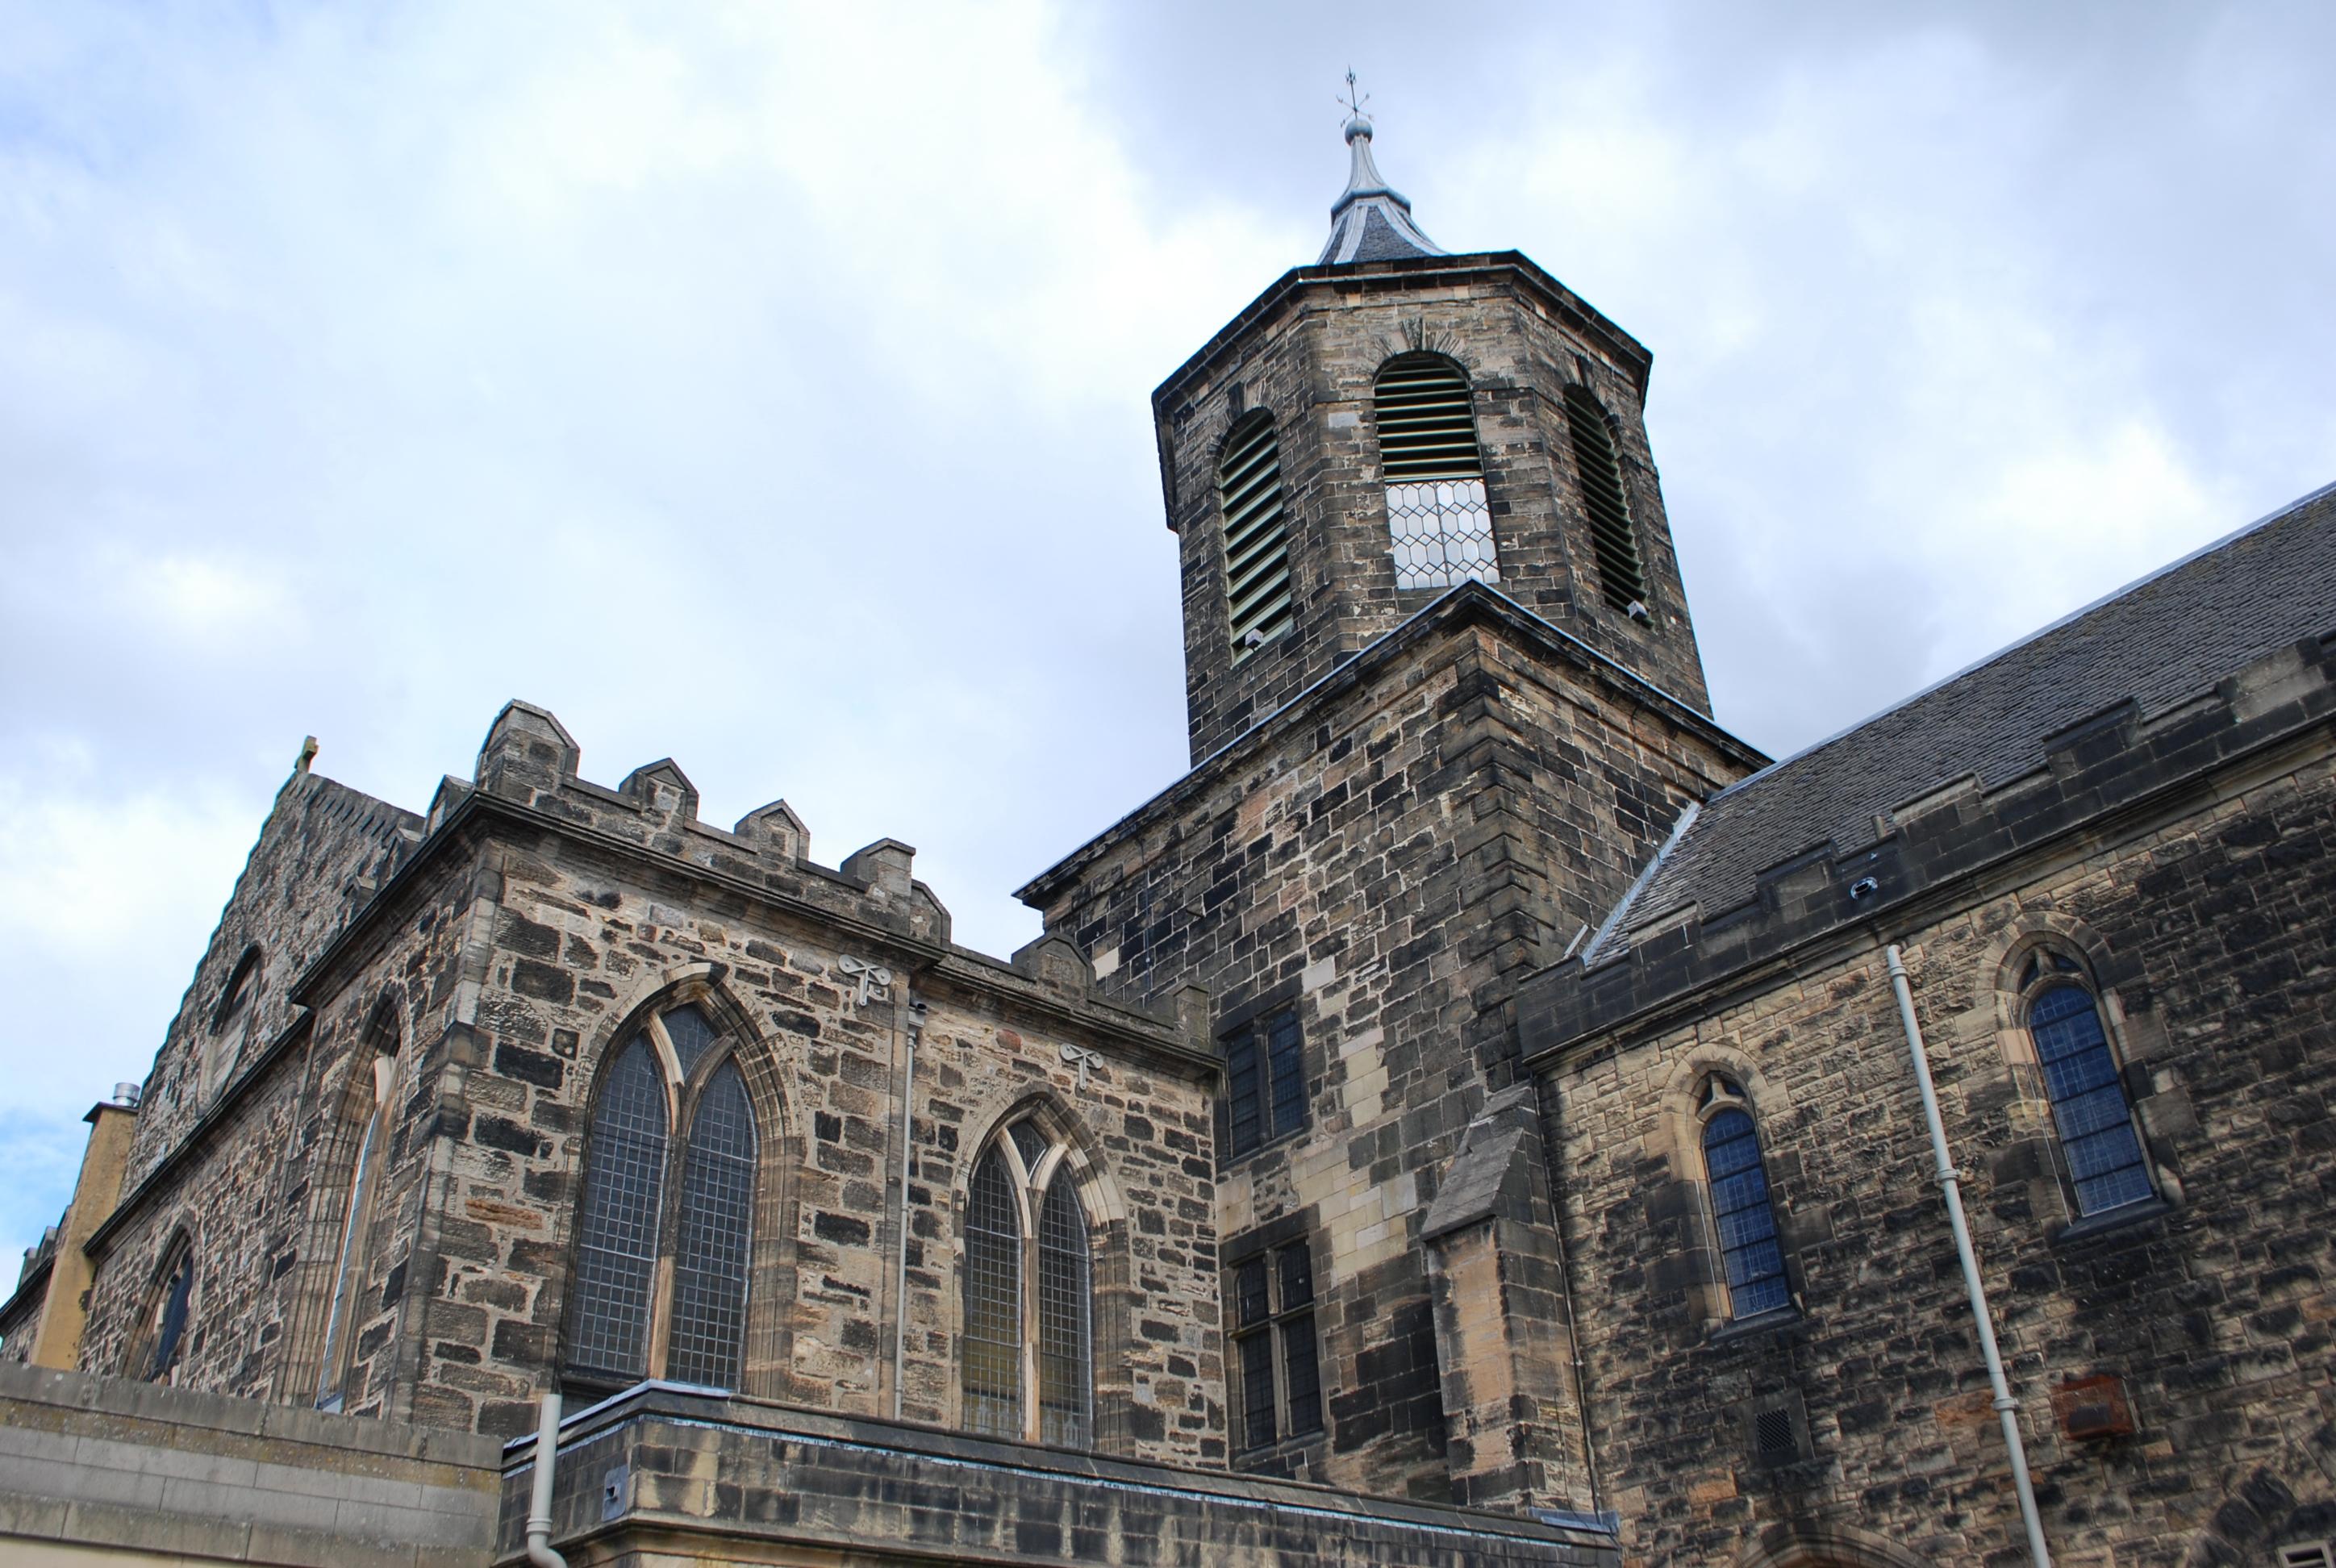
left=5, top=112, right=2334, bottom=1568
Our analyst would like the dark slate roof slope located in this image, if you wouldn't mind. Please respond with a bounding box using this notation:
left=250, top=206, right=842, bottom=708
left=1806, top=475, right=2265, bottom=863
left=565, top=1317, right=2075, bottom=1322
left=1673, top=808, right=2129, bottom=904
left=1590, top=480, right=2336, bottom=957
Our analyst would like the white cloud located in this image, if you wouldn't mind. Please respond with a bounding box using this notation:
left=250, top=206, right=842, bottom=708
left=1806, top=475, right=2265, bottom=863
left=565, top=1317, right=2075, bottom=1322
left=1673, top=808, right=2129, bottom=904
left=0, top=1, right=2330, bottom=1264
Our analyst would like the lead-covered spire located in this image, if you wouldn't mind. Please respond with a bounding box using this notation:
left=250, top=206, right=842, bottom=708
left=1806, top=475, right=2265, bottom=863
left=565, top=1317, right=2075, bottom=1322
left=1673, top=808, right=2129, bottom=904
left=1319, top=104, right=1445, bottom=265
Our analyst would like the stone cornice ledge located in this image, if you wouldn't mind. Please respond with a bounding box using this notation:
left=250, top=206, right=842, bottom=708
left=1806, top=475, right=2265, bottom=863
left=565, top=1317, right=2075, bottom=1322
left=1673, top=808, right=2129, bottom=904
left=1019, top=579, right=1767, bottom=910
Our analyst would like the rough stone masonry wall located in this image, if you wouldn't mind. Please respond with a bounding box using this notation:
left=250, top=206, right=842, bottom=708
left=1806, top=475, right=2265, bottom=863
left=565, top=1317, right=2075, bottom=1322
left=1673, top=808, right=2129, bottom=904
left=1156, top=256, right=1712, bottom=764
left=306, top=705, right=1226, bottom=1461
left=77, top=836, right=482, bottom=1417
left=1549, top=747, right=2336, bottom=1566
left=124, top=772, right=419, bottom=1187
left=1029, top=610, right=1752, bottom=1503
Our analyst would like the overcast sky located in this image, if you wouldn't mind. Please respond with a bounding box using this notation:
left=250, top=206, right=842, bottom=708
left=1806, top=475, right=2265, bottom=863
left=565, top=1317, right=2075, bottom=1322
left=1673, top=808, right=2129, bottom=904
left=2, top=2, right=2330, bottom=1264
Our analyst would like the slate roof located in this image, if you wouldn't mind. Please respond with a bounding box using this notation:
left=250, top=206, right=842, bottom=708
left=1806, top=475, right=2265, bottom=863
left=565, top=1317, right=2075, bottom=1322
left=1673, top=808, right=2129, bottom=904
left=1587, top=480, right=2336, bottom=958
left=1319, top=115, right=1444, bottom=266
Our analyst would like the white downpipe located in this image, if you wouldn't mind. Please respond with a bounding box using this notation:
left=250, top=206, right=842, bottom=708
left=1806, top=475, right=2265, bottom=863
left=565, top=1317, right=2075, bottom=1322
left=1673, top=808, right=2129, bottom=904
left=1885, top=944, right=2053, bottom=1568
left=524, top=1389, right=567, bottom=1568
left=891, top=999, right=923, bottom=1420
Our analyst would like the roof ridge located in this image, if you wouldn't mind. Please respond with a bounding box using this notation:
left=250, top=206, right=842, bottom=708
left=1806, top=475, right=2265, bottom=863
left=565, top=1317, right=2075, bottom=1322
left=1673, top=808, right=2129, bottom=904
left=1703, top=477, right=2336, bottom=808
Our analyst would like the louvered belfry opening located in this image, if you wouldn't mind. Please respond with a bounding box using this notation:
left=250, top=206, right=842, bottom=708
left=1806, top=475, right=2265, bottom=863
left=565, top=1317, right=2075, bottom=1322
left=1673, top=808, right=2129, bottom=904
left=1218, top=414, right=1293, bottom=659
left=1374, top=354, right=1499, bottom=590
left=1564, top=383, right=1648, bottom=611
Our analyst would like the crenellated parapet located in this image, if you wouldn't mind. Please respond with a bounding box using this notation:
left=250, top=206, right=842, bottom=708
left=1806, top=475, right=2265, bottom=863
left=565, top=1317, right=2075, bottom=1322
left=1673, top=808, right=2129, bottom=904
left=443, top=699, right=951, bottom=949
left=1521, top=628, right=2336, bottom=1063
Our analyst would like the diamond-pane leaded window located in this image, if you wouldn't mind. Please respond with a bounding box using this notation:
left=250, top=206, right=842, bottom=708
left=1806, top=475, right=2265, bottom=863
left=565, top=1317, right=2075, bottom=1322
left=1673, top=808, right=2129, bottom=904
left=1564, top=384, right=1647, bottom=611
left=960, top=1118, right=1095, bottom=1449
left=565, top=1002, right=761, bottom=1395
left=1219, top=415, right=1293, bottom=658
left=1374, top=356, right=1497, bottom=590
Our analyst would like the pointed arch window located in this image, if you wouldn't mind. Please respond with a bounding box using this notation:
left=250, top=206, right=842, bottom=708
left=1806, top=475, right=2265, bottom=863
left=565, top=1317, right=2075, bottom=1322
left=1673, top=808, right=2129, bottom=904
left=1699, top=1076, right=1788, bottom=1320
left=1219, top=413, right=1294, bottom=658
left=202, top=946, right=262, bottom=1101
left=565, top=1002, right=757, bottom=1396
left=961, top=1115, right=1093, bottom=1448
left=1563, top=383, right=1648, bottom=611
left=1374, top=355, right=1498, bottom=590
left=128, top=1235, right=196, bottom=1383
left=316, top=1005, right=402, bottom=1411
left=2021, top=953, right=2154, bottom=1216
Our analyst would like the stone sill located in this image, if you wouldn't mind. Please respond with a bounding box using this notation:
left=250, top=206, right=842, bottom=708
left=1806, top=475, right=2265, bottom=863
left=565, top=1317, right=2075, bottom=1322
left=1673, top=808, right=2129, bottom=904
left=2048, top=1195, right=2174, bottom=1250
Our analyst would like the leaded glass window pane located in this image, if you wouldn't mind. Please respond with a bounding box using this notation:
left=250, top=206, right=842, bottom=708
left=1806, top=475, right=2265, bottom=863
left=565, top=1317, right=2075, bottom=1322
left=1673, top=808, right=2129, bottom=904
left=1266, top=1008, right=1306, bottom=1138
left=1374, top=356, right=1498, bottom=590
left=1280, top=1315, right=1324, bottom=1437
left=1227, top=1033, right=1261, bottom=1156
left=662, top=1004, right=718, bottom=1078
left=569, top=1042, right=669, bottom=1381
left=148, top=1250, right=194, bottom=1382
left=1036, top=1177, right=1091, bottom=1448
left=962, top=1149, right=1022, bottom=1438
left=1010, top=1120, right=1048, bottom=1173
left=316, top=1107, right=382, bottom=1406
left=2029, top=984, right=2153, bottom=1215
left=1239, top=1328, right=1278, bottom=1450
left=1234, top=1257, right=1270, bottom=1328
left=667, top=1062, right=755, bottom=1389
left=1278, top=1242, right=1322, bottom=1437
left=1703, top=1108, right=1789, bottom=1319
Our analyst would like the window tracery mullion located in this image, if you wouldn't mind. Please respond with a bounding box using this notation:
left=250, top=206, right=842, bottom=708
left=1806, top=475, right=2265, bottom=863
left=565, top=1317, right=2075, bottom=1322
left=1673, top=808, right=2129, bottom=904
left=1018, top=1174, right=1043, bottom=1442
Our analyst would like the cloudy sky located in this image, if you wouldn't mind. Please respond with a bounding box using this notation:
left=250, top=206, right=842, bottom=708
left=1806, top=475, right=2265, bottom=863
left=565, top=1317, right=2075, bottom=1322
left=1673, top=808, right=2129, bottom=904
left=2, top=1, right=2330, bottom=1262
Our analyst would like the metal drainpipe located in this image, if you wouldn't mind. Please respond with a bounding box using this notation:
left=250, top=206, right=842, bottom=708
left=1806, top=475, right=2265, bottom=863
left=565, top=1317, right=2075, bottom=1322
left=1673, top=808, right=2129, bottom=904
left=1885, top=944, right=2054, bottom=1568
left=892, top=997, right=924, bottom=1420
left=524, top=1389, right=566, bottom=1568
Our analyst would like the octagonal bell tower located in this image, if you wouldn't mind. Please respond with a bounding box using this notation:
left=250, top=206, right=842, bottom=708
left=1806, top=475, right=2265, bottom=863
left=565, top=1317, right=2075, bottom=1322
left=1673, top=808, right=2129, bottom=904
left=1156, top=111, right=1715, bottom=763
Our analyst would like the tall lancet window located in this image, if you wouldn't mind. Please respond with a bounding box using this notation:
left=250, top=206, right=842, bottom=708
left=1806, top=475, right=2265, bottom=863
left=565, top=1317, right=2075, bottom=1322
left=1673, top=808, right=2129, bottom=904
left=1374, top=355, right=1498, bottom=590
left=1218, top=412, right=1294, bottom=658
left=565, top=1002, right=758, bottom=1396
left=316, top=1005, right=402, bottom=1411
left=1699, top=1075, right=1789, bottom=1320
left=960, top=1116, right=1094, bottom=1449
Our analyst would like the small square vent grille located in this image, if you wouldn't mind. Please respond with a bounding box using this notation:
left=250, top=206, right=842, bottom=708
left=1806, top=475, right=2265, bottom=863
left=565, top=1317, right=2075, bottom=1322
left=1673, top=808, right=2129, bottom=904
left=2279, top=1543, right=2334, bottom=1568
